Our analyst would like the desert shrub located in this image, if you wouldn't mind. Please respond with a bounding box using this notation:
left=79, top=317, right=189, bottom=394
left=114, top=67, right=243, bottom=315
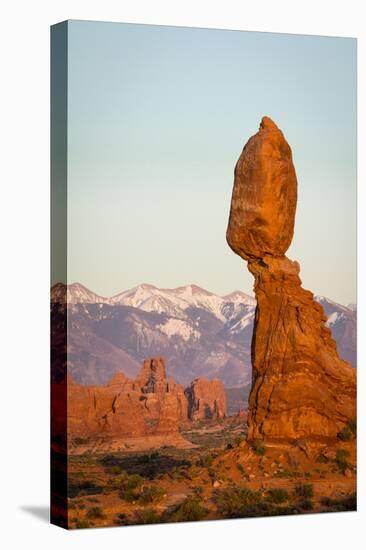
left=170, top=466, right=191, bottom=481
left=316, top=453, right=329, bottom=464
left=197, top=454, right=214, bottom=468
left=226, top=443, right=233, bottom=450
left=298, top=499, right=313, bottom=511
left=320, top=496, right=333, bottom=507
left=267, top=488, right=289, bottom=504
left=118, top=474, right=145, bottom=501
left=139, top=486, right=165, bottom=504
left=110, top=465, right=124, bottom=475
left=192, top=486, right=203, bottom=499
left=335, top=449, right=350, bottom=474
left=170, top=497, right=207, bottom=522
left=319, top=493, right=356, bottom=511
left=188, top=466, right=200, bottom=478
left=337, top=419, right=356, bottom=441
left=136, top=508, right=161, bottom=525
left=234, top=435, right=245, bottom=447
left=126, top=474, right=144, bottom=490
left=251, top=439, right=265, bottom=456
left=335, top=492, right=357, bottom=511
left=86, top=506, right=105, bottom=520
left=214, top=486, right=262, bottom=518
left=215, top=487, right=298, bottom=518
left=119, top=487, right=138, bottom=502
left=75, top=519, right=90, bottom=529
left=347, top=419, right=357, bottom=435
left=236, top=463, right=245, bottom=474
left=107, top=471, right=129, bottom=490
left=118, top=472, right=165, bottom=504
left=295, top=483, right=314, bottom=498
left=337, top=427, right=353, bottom=442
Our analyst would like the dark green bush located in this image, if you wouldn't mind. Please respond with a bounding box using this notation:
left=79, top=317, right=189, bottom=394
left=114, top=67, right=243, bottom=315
left=295, top=483, right=314, bottom=498
left=86, top=506, right=105, bottom=520
left=139, top=486, right=165, bottom=504
left=75, top=519, right=90, bottom=529
left=214, top=486, right=262, bottom=518
left=335, top=449, right=350, bottom=474
left=337, top=419, right=356, bottom=441
left=316, top=453, right=329, bottom=464
left=319, top=493, right=356, bottom=511
left=110, top=465, right=124, bottom=475
left=192, top=486, right=203, bottom=498
left=298, top=498, right=313, bottom=511
left=170, top=497, right=207, bottom=522
left=267, top=488, right=289, bottom=504
left=320, top=496, right=333, bottom=507
left=251, top=439, right=266, bottom=456
left=136, top=508, right=161, bottom=524
left=197, top=454, right=214, bottom=468
left=126, top=474, right=144, bottom=490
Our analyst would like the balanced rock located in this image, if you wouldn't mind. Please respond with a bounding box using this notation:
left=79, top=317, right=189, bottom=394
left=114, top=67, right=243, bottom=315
left=226, top=117, right=356, bottom=442
left=226, top=116, right=297, bottom=260
left=185, top=378, right=227, bottom=421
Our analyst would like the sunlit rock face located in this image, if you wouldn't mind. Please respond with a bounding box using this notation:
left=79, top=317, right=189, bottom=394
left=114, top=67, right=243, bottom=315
left=227, top=116, right=297, bottom=261
left=227, top=117, right=356, bottom=442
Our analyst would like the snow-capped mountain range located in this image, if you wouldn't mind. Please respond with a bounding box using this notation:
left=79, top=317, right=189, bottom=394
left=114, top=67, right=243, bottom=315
left=51, top=282, right=356, bottom=388
left=51, top=282, right=255, bottom=320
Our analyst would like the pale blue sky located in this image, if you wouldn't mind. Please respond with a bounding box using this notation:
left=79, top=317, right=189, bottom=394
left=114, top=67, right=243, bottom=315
left=66, top=21, right=356, bottom=305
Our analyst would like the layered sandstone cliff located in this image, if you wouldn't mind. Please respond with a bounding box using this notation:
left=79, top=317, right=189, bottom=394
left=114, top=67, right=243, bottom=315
left=65, top=357, right=227, bottom=445
left=227, top=116, right=356, bottom=442
left=185, top=378, right=227, bottom=421
left=67, top=357, right=189, bottom=439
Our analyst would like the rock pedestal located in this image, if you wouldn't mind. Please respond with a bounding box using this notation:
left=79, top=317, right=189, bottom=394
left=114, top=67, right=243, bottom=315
left=227, top=117, right=356, bottom=442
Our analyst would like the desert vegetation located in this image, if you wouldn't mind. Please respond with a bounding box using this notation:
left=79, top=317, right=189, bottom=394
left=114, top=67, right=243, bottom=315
left=66, top=416, right=356, bottom=528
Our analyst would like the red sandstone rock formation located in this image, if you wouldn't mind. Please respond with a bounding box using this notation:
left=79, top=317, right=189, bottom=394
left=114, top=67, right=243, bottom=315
left=136, top=357, right=189, bottom=433
left=67, top=372, right=146, bottom=438
left=66, top=357, right=190, bottom=441
left=227, top=116, right=356, bottom=442
left=185, top=378, right=227, bottom=421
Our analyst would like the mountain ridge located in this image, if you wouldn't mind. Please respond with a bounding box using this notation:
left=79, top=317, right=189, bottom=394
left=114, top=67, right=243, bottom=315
left=51, top=282, right=356, bottom=388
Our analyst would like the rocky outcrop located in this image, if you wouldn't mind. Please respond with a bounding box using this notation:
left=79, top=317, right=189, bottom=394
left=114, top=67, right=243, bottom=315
left=185, top=378, right=227, bottom=421
left=65, top=357, right=230, bottom=446
left=67, top=371, right=146, bottom=438
left=67, top=357, right=189, bottom=439
left=227, top=116, right=356, bottom=442
left=136, top=357, right=189, bottom=434
left=227, top=116, right=297, bottom=261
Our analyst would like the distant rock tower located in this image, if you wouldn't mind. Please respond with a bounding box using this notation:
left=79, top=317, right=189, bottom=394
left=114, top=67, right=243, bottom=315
left=227, top=117, right=356, bottom=442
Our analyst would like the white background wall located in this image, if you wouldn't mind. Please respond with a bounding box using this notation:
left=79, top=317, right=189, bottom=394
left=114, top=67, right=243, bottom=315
left=0, top=1, right=364, bottom=548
